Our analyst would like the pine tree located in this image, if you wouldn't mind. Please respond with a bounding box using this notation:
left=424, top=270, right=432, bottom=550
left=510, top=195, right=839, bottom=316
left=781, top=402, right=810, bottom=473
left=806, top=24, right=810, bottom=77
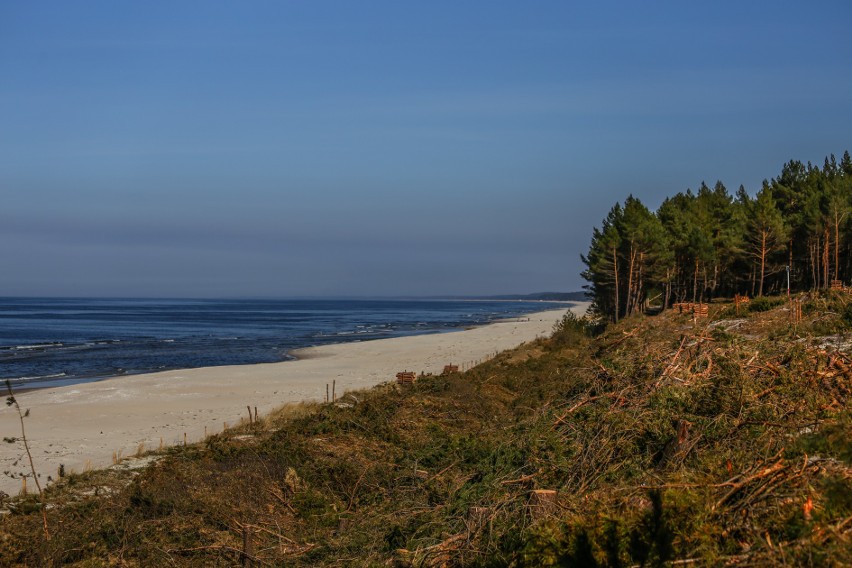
left=745, top=186, right=787, bottom=296
left=618, top=196, right=662, bottom=317
left=582, top=203, right=624, bottom=321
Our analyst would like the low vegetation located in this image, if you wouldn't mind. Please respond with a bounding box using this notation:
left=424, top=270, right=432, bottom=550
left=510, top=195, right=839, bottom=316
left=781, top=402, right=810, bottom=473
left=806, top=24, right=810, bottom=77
left=1, top=292, right=850, bottom=566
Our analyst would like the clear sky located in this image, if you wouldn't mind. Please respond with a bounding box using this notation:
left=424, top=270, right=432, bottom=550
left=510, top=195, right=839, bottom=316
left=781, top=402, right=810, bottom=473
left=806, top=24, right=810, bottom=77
left=1, top=1, right=850, bottom=298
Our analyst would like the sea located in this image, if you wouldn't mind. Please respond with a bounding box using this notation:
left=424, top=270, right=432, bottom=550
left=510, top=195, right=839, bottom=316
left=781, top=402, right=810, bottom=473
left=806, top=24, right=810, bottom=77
left=0, top=297, right=568, bottom=391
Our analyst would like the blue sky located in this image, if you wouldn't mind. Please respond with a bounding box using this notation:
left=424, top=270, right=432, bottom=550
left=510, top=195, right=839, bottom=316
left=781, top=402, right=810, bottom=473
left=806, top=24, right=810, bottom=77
left=1, top=1, right=850, bottom=297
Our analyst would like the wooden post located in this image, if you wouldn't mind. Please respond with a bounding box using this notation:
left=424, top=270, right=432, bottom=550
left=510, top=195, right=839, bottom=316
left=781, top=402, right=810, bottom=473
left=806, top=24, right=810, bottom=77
left=242, top=524, right=254, bottom=567
left=332, top=380, right=336, bottom=402
left=790, top=298, right=802, bottom=325
left=247, top=405, right=253, bottom=425
left=183, top=432, right=187, bottom=447
left=254, top=407, right=258, bottom=422
left=326, top=383, right=329, bottom=402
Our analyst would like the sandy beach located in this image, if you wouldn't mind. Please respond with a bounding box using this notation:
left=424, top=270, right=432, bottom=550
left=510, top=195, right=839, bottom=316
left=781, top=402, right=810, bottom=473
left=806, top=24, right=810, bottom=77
left=0, top=303, right=587, bottom=496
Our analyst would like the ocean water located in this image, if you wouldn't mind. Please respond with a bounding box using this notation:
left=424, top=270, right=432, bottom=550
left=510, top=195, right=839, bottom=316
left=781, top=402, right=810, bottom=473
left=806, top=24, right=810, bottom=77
left=0, top=298, right=567, bottom=390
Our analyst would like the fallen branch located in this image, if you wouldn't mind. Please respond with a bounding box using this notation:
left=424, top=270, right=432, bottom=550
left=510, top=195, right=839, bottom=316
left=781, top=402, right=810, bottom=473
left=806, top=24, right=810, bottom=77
left=499, top=473, right=537, bottom=485
left=553, top=396, right=605, bottom=426
left=658, top=335, right=688, bottom=384
left=166, top=544, right=268, bottom=566
left=714, top=453, right=787, bottom=510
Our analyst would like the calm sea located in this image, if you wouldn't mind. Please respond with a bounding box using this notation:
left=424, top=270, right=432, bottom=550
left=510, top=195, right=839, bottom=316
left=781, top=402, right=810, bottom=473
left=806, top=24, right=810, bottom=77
left=0, top=298, right=567, bottom=390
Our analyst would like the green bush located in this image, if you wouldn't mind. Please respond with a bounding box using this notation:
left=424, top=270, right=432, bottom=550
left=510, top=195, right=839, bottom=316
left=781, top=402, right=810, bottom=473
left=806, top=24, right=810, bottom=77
left=748, top=296, right=786, bottom=313
left=551, top=312, right=591, bottom=346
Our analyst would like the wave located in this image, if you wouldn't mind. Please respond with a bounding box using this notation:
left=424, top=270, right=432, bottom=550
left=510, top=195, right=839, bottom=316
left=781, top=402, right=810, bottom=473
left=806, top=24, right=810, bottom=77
left=4, top=372, right=68, bottom=383
left=1, top=339, right=123, bottom=353
left=1, top=342, right=64, bottom=351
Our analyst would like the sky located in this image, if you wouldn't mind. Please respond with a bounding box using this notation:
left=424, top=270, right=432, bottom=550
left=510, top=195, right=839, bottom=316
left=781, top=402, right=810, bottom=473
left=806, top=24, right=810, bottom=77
left=1, top=1, right=851, bottom=298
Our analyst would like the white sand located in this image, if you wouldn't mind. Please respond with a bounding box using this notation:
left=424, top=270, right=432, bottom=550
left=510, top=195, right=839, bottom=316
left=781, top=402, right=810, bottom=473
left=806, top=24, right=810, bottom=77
left=0, top=303, right=587, bottom=496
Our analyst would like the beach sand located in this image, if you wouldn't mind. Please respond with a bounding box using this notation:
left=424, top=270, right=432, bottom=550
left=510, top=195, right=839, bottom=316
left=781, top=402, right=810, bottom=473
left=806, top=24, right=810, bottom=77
left=0, top=303, right=587, bottom=496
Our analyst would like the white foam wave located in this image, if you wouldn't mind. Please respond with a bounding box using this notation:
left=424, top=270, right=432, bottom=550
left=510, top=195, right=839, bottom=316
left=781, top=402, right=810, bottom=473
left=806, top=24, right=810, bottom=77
left=5, top=372, right=68, bottom=383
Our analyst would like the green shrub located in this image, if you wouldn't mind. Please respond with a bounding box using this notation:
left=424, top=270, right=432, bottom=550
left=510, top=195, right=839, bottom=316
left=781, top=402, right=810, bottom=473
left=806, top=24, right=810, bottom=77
left=748, top=296, right=786, bottom=313
left=551, top=312, right=595, bottom=346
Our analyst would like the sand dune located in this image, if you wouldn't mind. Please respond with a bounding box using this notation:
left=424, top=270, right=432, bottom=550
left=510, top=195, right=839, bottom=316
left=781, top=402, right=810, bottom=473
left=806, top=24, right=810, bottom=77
left=0, top=304, right=587, bottom=496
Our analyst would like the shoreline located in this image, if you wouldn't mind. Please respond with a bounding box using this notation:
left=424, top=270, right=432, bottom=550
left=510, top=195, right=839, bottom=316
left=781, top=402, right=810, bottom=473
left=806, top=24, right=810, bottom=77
left=0, top=303, right=587, bottom=496
left=6, top=308, right=567, bottom=394
left=3, top=300, right=575, bottom=394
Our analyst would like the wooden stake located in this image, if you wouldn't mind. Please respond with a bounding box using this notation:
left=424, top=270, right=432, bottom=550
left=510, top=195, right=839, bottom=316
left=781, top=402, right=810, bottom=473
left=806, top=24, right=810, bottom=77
left=242, top=524, right=254, bottom=567
left=326, top=383, right=329, bottom=402
left=332, top=380, right=336, bottom=402
left=247, top=405, right=253, bottom=425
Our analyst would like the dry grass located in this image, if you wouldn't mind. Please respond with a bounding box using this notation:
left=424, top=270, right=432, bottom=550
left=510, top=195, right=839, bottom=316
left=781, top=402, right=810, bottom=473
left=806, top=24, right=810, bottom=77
left=0, top=295, right=849, bottom=566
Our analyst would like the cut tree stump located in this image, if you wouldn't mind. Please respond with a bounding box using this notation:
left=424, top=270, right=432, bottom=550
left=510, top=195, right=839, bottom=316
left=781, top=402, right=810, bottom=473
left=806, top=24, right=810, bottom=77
left=528, top=489, right=558, bottom=518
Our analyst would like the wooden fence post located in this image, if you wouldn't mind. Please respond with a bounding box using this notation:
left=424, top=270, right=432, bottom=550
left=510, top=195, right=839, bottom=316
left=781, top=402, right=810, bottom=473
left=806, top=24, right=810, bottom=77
left=242, top=524, right=254, bottom=567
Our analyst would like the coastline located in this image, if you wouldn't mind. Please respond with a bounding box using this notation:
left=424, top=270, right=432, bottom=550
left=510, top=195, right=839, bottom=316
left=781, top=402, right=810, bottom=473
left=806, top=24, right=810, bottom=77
left=0, top=303, right=587, bottom=496
left=1, top=298, right=574, bottom=393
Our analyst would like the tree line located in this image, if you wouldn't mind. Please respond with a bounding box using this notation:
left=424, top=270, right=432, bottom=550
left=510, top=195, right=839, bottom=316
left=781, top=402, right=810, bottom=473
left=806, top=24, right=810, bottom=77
left=582, top=151, right=852, bottom=322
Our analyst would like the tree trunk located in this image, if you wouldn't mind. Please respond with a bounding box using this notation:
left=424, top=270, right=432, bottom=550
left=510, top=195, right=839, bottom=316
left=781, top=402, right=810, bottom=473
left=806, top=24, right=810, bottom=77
left=835, top=211, right=842, bottom=281
left=750, top=262, right=756, bottom=297
left=789, top=239, right=794, bottom=291
left=810, top=238, right=818, bottom=290
left=612, top=246, right=619, bottom=323
left=637, top=252, right=645, bottom=314
left=759, top=230, right=767, bottom=297
left=692, top=259, right=699, bottom=303
left=808, top=238, right=817, bottom=289
left=823, top=227, right=830, bottom=288
left=710, top=261, right=719, bottom=296
left=626, top=245, right=636, bottom=317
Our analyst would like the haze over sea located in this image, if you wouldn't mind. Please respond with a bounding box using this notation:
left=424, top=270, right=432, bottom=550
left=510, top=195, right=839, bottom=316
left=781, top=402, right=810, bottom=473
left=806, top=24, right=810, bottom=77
left=0, top=297, right=567, bottom=390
